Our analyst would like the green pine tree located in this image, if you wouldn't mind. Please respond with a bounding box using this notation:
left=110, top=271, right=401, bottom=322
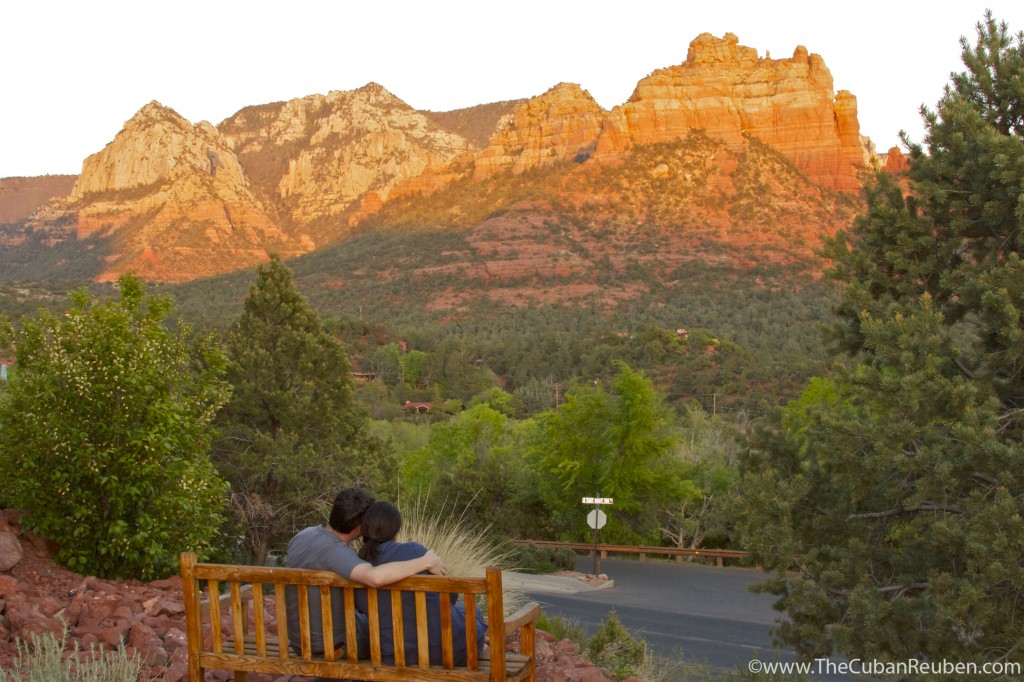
left=213, top=256, right=394, bottom=565
left=736, top=13, right=1024, bottom=670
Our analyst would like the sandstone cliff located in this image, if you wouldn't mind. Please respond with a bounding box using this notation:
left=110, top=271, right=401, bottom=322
left=33, top=102, right=308, bottom=282
left=883, top=146, right=909, bottom=174
left=220, top=83, right=476, bottom=235
left=472, top=83, right=605, bottom=180
left=594, top=33, right=864, bottom=190
left=7, top=32, right=872, bottom=284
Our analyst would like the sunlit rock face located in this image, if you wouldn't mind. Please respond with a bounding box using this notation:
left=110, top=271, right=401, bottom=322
left=594, top=32, right=864, bottom=190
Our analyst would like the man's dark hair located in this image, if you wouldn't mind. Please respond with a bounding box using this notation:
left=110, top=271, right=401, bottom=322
left=328, top=487, right=374, bottom=533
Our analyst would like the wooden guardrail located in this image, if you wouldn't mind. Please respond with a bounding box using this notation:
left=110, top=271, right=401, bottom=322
left=513, top=540, right=748, bottom=568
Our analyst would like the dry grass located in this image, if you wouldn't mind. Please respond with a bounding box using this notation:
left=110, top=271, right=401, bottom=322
left=394, top=495, right=524, bottom=612
left=0, top=627, right=143, bottom=682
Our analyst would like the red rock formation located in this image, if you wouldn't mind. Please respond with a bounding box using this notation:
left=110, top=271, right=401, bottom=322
left=834, top=90, right=866, bottom=169
left=884, top=146, right=910, bottom=174
left=473, top=83, right=605, bottom=180
left=222, top=83, right=475, bottom=229
left=32, top=102, right=310, bottom=282
left=594, top=33, right=863, bottom=191
left=10, top=32, right=871, bottom=284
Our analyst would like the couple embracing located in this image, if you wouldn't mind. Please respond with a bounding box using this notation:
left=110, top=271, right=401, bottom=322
left=284, top=487, right=487, bottom=666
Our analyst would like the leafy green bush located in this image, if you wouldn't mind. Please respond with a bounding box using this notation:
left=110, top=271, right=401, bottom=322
left=586, top=609, right=646, bottom=679
left=0, top=275, right=230, bottom=580
left=509, top=545, right=578, bottom=574
left=0, top=629, right=142, bottom=682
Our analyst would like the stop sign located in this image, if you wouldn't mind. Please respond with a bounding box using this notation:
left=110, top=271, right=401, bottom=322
left=587, top=509, right=607, bottom=530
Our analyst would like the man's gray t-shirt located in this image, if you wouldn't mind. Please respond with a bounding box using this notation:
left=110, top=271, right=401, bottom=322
left=284, top=525, right=367, bottom=654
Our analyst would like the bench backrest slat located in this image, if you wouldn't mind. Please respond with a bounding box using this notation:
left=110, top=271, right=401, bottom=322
left=253, top=582, right=267, bottom=656
left=273, top=582, right=288, bottom=659
left=320, top=585, right=335, bottom=661
left=297, top=584, right=312, bottom=658
left=208, top=579, right=223, bottom=653
left=368, top=588, right=382, bottom=664
left=415, top=590, right=430, bottom=667
left=440, top=592, right=454, bottom=668
left=391, top=590, right=406, bottom=667
left=464, top=590, right=478, bottom=670
left=485, top=567, right=506, bottom=680
left=230, top=582, right=245, bottom=654
left=343, top=587, right=358, bottom=662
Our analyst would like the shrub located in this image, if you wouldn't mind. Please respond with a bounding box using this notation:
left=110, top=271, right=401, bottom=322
left=400, top=498, right=512, bottom=575
left=586, top=609, right=646, bottom=679
left=0, top=275, right=229, bottom=580
left=0, top=628, right=142, bottom=682
left=509, top=545, right=578, bottom=574
left=397, top=496, right=521, bottom=611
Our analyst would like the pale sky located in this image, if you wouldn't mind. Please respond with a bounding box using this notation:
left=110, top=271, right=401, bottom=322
left=2, top=0, right=1022, bottom=178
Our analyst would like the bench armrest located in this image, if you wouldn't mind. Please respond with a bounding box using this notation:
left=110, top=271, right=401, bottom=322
left=503, top=602, right=541, bottom=631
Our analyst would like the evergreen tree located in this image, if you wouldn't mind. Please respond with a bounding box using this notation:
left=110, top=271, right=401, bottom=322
left=736, top=14, right=1024, bottom=669
left=214, top=256, right=394, bottom=565
left=0, top=276, right=229, bottom=580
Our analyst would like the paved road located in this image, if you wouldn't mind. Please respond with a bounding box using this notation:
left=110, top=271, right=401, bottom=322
left=523, top=557, right=852, bottom=680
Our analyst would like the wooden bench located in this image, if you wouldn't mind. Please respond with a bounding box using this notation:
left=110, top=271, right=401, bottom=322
left=180, top=552, right=541, bottom=681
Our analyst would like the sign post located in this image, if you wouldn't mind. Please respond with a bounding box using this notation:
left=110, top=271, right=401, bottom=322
left=582, top=496, right=613, bottom=575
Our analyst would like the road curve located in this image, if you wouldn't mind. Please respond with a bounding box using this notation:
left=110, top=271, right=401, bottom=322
left=523, top=557, right=852, bottom=680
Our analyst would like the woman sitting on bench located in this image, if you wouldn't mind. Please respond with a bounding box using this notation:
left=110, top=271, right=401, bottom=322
left=355, top=501, right=487, bottom=666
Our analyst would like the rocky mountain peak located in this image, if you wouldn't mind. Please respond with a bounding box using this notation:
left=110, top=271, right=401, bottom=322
left=349, top=82, right=407, bottom=107
left=684, top=32, right=759, bottom=68
left=32, top=100, right=310, bottom=283
left=597, top=32, right=861, bottom=190
left=6, top=30, right=874, bottom=284
left=70, top=100, right=245, bottom=201
left=473, top=82, right=605, bottom=180
left=262, top=85, right=474, bottom=230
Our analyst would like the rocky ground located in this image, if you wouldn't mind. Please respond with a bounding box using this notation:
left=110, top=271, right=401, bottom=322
left=0, top=509, right=634, bottom=681
left=553, top=570, right=613, bottom=589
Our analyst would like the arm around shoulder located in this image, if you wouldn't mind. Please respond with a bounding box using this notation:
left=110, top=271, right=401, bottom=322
left=349, top=549, right=447, bottom=588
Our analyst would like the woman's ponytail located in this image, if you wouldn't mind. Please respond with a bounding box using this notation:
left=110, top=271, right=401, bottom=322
left=358, top=501, right=403, bottom=563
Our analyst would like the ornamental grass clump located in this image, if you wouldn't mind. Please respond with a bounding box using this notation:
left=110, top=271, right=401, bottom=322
left=398, top=497, right=514, bottom=576
left=0, top=628, right=142, bottom=682
left=396, top=496, right=521, bottom=610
